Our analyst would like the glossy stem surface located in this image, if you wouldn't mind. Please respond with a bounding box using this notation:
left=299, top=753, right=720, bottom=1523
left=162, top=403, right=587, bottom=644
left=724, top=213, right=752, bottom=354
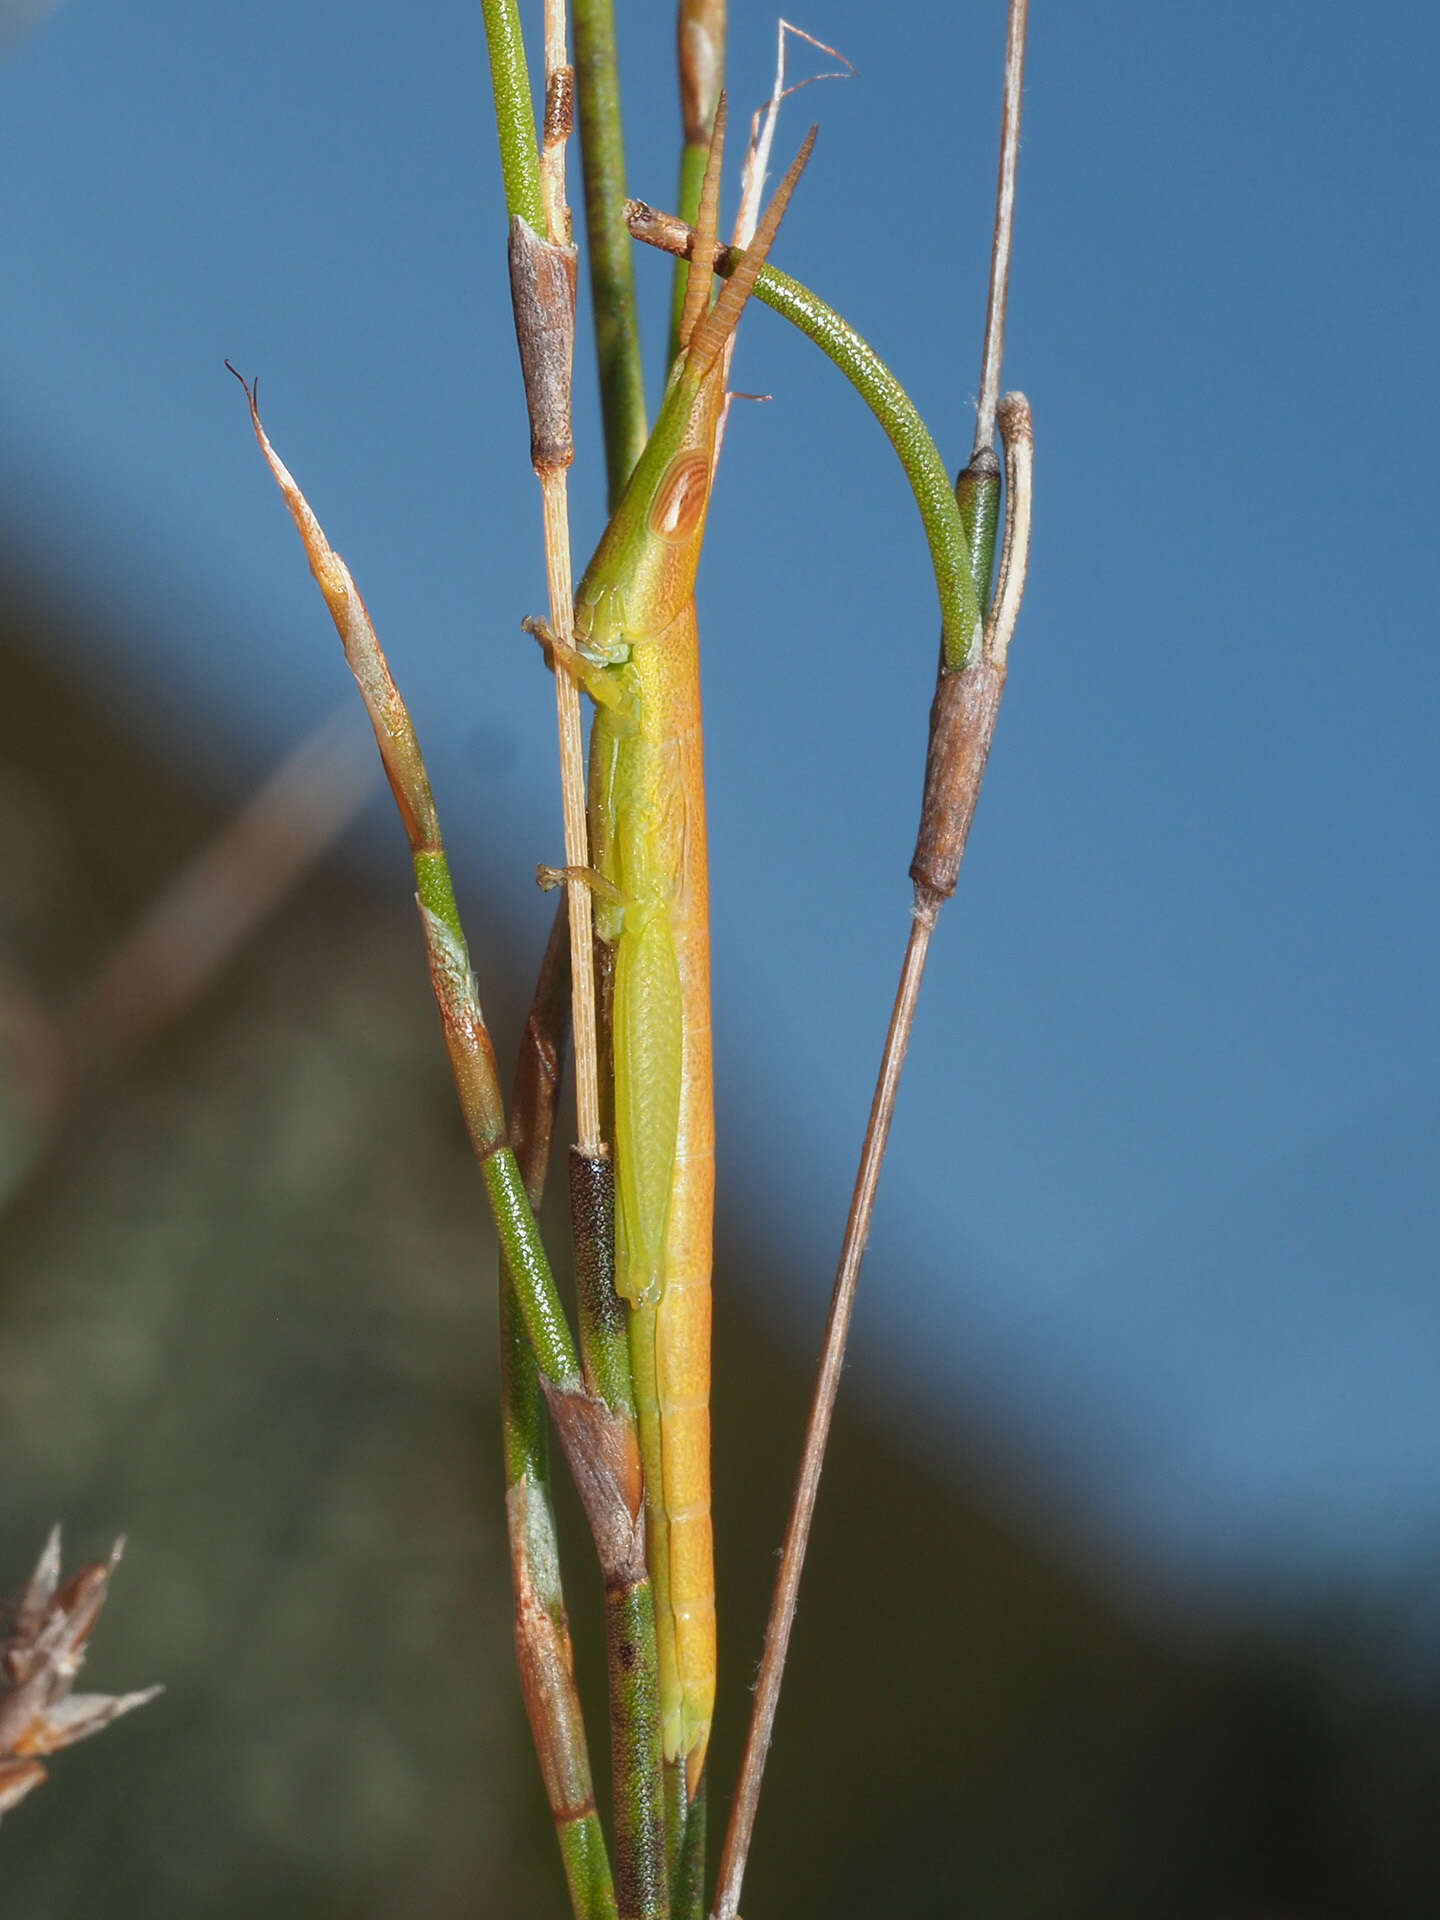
left=478, top=0, right=546, bottom=230
left=573, top=0, right=648, bottom=502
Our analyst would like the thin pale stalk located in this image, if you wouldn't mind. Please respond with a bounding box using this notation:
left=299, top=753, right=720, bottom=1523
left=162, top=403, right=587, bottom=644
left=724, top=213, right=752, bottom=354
left=624, top=206, right=982, bottom=669
left=484, top=21, right=668, bottom=1904
left=540, top=473, right=603, bottom=1157
left=573, top=0, right=648, bottom=502
left=668, top=0, right=725, bottom=365
left=973, top=0, right=1029, bottom=457
left=507, top=5, right=603, bottom=1168
left=711, top=15, right=1033, bottom=1903
left=711, top=392, right=1032, bottom=1919
left=540, top=0, right=574, bottom=243
left=487, top=14, right=628, bottom=1392
left=709, top=912, right=930, bottom=1920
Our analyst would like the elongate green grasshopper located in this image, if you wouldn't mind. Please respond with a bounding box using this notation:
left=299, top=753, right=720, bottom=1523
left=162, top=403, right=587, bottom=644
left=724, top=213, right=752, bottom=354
left=538, top=101, right=814, bottom=1800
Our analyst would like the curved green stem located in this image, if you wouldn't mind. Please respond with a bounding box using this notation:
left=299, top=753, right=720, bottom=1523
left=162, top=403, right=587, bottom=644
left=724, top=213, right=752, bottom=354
left=622, top=206, right=984, bottom=670
left=749, top=262, right=981, bottom=670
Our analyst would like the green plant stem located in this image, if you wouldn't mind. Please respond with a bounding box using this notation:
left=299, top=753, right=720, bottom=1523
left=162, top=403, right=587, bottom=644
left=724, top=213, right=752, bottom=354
left=568, top=1155, right=666, bottom=1920
left=748, top=262, right=981, bottom=670
left=955, top=447, right=1001, bottom=634
left=568, top=1092, right=666, bottom=1920
left=417, top=850, right=584, bottom=1392
left=573, top=0, right=648, bottom=502
left=622, top=210, right=983, bottom=670
left=570, top=1146, right=635, bottom=1417
left=477, top=0, right=546, bottom=230
left=232, top=373, right=584, bottom=1394
left=664, top=1763, right=686, bottom=1900
left=606, top=1582, right=669, bottom=1920
left=559, top=1816, right=623, bottom=1920
left=482, top=1150, right=581, bottom=1384
left=503, top=1288, right=618, bottom=1920
left=671, top=1770, right=706, bottom=1920
left=475, top=13, right=666, bottom=1900
left=503, top=903, right=618, bottom=1920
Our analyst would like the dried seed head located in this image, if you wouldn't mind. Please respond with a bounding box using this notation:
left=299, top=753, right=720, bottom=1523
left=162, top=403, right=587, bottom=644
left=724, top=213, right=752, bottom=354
left=0, top=1528, right=161, bottom=1820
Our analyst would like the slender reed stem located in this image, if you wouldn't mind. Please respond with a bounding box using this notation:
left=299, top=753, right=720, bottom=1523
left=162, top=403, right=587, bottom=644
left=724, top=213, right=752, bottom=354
left=524, top=1, right=605, bottom=1166
left=539, top=472, right=604, bottom=1157
left=540, top=0, right=574, bottom=244
left=710, top=912, right=932, bottom=1920
left=974, top=0, right=1028, bottom=457
left=709, top=13, right=1033, bottom=1912
left=573, top=0, right=648, bottom=502
left=481, top=13, right=670, bottom=1906
left=669, top=0, right=725, bottom=366
left=483, top=0, right=602, bottom=1164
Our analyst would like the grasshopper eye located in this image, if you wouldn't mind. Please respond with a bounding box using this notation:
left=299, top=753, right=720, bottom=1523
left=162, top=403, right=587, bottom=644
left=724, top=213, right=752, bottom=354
left=649, top=450, right=710, bottom=544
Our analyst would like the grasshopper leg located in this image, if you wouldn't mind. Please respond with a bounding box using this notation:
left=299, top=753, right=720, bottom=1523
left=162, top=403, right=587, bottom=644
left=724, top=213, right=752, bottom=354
left=536, top=862, right=626, bottom=907
left=521, top=616, right=627, bottom=710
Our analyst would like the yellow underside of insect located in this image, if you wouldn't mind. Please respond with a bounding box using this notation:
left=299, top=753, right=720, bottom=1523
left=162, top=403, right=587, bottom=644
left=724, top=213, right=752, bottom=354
left=570, top=99, right=814, bottom=1800
left=588, top=592, right=716, bottom=1791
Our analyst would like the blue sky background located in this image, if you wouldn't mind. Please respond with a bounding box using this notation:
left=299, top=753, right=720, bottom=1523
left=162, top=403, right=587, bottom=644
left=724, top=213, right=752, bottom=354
left=2, top=1, right=1437, bottom=1613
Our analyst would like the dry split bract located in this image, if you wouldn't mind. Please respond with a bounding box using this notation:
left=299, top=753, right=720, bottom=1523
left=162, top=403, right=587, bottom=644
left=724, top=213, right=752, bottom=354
left=0, top=1526, right=161, bottom=1818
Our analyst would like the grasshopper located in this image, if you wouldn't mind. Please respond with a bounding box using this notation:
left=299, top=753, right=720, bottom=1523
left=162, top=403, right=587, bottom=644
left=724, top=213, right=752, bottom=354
left=538, top=100, right=814, bottom=1797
